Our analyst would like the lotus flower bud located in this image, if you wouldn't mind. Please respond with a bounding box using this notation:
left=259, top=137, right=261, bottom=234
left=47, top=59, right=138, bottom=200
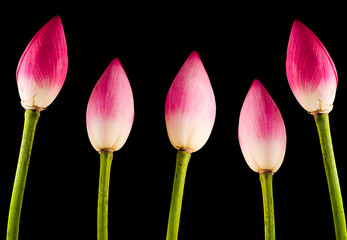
left=86, top=58, right=134, bottom=152
left=165, top=51, right=216, bottom=153
left=238, top=79, right=286, bottom=173
left=286, top=20, right=337, bottom=115
left=16, top=16, right=68, bottom=111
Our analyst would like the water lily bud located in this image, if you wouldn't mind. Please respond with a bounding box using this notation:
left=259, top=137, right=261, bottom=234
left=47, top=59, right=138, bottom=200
left=16, top=16, right=68, bottom=111
left=165, top=51, right=216, bottom=153
left=86, top=58, right=134, bottom=152
left=238, top=79, right=286, bottom=173
left=286, top=20, right=337, bottom=115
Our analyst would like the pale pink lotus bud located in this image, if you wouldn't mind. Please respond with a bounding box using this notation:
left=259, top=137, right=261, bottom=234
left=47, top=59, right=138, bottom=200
left=86, top=58, right=134, bottom=152
left=238, top=80, right=286, bottom=173
left=165, top=51, right=216, bottom=153
left=286, top=20, right=337, bottom=115
left=16, top=16, right=68, bottom=111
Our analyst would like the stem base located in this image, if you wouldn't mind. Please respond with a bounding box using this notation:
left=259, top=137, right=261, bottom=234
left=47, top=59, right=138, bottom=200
left=315, top=114, right=347, bottom=239
left=7, top=110, right=40, bottom=240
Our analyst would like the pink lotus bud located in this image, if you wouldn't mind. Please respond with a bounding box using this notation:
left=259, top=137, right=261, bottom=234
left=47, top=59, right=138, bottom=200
left=16, top=16, right=68, bottom=111
left=165, top=51, right=216, bottom=153
left=286, top=20, right=337, bottom=115
left=86, top=58, right=134, bottom=152
left=238, top=80, right=286, bottom=173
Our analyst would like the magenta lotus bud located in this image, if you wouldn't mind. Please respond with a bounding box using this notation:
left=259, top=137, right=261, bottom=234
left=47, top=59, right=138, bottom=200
left=16, top=16, right=68, bottom=111
left=86, top=58, right=134, bottom=152
left=238, top=80, right=286, bottom=173
left=165, top=51, right=216, bottom=153
left=286, top=20, right=337, bottom=115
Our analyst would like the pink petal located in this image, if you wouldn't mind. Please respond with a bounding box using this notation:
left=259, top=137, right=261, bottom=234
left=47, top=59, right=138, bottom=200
left=238, top=79, right=286, bottom=173
left=165, top=51, right=216, bottom=152
left=86, top=58, right=134, bottom=152
left=286, top=20, right=337, bottom=114
left=16, top=16, right=68, bottom=110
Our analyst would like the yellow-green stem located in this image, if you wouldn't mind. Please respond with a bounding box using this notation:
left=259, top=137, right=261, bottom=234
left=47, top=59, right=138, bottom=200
left=315, top=113, right=347, bottom=239
left=97, top=150, right=113, bottom=240
left=166, top=150, right=191, bottom=240
left=7, top=110, right=40, bottom=240
left=260, top=171, right=275, bottom=240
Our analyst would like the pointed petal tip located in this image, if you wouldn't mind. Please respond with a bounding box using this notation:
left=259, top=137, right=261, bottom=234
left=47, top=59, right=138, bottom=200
left=46, top=15, right=64, bottom=29
left=110, top=58, right=122, bottom=67
left=292, top=19, right=312, bottom=31
left=251, top=79, right=261, bottom=86
left=293, top=19, right=302, bottom=26
left=190, top=50, right=199, bottom=56
left=105, top=58, right=126, bottom=76
left=290, top=19, right=314, bottom=38
left=187, top=50, right=201, bottom=61
left=52, top=15, right=62, bottom=22
left=250, top=79, right=267, bottom=93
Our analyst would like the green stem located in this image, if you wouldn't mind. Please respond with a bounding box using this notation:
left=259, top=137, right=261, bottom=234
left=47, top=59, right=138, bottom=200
left=260, top=170, right=275, bottom=240
left=7, top=110, right=40, bottom=240
left=166, top=150, right=191, bottom=240
left=97, top=150, right=113, bottom=240
left=315, top=113, right=347, bottom=239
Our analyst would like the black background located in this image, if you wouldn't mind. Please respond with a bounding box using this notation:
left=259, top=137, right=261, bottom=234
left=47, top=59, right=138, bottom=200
left=1, top=4, right=347, bottom=240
